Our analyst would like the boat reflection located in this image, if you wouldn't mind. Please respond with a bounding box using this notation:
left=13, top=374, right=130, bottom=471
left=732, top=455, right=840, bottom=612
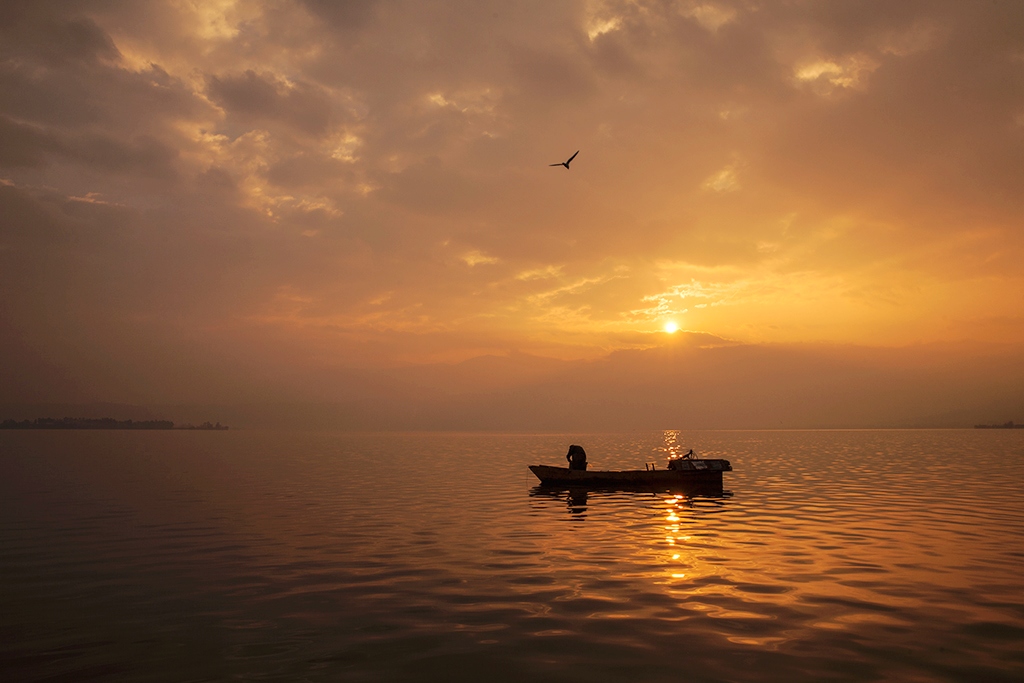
left=530, top=481, right=731, bottom=518
left=551, top=487, right=590, bottom=517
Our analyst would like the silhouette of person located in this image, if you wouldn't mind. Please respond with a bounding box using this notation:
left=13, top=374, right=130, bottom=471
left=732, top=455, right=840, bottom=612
left=566, top=444, right=587, bottom=471
left=684, top=449, right=694, bottom=459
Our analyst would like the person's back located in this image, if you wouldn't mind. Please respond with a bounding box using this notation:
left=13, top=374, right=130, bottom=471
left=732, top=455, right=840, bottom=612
left=566, top=444, right=587, bottom=471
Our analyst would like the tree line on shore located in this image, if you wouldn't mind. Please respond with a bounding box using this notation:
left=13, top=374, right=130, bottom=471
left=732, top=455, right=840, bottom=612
left=0, top=417, right=228, bottom=430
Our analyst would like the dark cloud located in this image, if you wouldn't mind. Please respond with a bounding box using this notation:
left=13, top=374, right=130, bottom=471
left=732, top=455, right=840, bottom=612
left=69, top=132, right=178, bottom=177
left=265, top=153, right=355, bottom=189
left=0, top=7, right=119, bottom=66
left=300, top=0, right=379, bottom=31
left=0, top=117, right=55, bottom=167
left=207, top=70, right=337, bottom=137
left=0, top=115, right=177, bottom=177
left=0, top=182, right=69, bottom=245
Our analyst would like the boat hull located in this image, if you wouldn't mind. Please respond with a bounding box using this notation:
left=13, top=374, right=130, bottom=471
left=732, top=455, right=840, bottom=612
left=529, top=463, right=728, bottom=488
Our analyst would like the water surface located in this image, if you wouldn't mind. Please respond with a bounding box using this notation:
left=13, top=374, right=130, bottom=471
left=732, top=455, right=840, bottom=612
left=2, top=430, right=1023, bottom=681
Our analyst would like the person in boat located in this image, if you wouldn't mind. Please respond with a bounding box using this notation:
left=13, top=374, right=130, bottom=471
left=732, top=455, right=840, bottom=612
left=566, top=444, right=587, bottom=471
left=684, top=449, right=694, bottom=459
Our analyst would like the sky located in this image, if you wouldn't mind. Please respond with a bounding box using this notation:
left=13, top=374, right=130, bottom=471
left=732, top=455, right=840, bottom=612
left=2, top=0, right=1023, bottom=428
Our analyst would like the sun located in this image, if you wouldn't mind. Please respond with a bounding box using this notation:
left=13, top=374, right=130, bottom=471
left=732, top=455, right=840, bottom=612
left=663, top=321, right=679, bottom=334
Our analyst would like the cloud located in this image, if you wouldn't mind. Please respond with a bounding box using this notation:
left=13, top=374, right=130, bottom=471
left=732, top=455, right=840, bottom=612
left=679, top=2, right=738, bottom=33
left=0, top=9, right=120, bottom=66
left=793, top=53, right=880, bottom=92
left=461, top=250, right=499, bottom=266
left=702, top=164, right=740, bottom=192
left=1, top=0, right=1022, bottom=425
left=206, top=69, right=339, bottom=136
left=300, top=0, right=378, bottom=31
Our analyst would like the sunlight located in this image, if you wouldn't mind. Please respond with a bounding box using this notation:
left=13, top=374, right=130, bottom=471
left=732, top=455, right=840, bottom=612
left=663, top=321, right=679, bottom=334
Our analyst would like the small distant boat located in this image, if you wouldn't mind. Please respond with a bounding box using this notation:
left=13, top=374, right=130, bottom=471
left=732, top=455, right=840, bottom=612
left=529, top=455, right=732, bottom=488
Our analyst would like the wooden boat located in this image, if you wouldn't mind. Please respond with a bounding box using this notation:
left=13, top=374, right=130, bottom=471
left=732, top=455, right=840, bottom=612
left=529, top=456, right=732, bottom=488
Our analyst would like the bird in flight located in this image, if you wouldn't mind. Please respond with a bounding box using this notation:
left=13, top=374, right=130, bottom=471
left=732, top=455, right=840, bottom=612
left=549, top=150, right=579, bottom=169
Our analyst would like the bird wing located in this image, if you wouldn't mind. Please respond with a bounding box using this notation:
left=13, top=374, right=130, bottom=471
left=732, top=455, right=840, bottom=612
left=549, top=163, right=563, bottom=166
left=566, top=150, right=579, bottom=163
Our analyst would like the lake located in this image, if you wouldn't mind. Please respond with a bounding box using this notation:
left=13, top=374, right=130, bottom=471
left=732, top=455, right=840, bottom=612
left=2, top=429, right=1022, bottom=682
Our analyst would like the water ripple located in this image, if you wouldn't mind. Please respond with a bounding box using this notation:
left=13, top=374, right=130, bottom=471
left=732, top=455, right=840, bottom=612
left=1, top=429, right=1022, bottom=681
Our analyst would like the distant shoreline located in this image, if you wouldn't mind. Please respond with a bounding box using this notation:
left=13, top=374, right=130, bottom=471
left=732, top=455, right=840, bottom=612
left=0, top=418, right=228, bottom=430
left=973, top=421, right=1023, bottom=429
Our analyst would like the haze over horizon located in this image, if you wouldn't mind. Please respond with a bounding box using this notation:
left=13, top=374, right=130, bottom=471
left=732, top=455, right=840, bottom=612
left=2, top=1, right=1023, bottom=429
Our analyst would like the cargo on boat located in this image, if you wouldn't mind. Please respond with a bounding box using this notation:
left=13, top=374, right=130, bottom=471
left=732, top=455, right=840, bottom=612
left=529, top=445, right=732, bottom=488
